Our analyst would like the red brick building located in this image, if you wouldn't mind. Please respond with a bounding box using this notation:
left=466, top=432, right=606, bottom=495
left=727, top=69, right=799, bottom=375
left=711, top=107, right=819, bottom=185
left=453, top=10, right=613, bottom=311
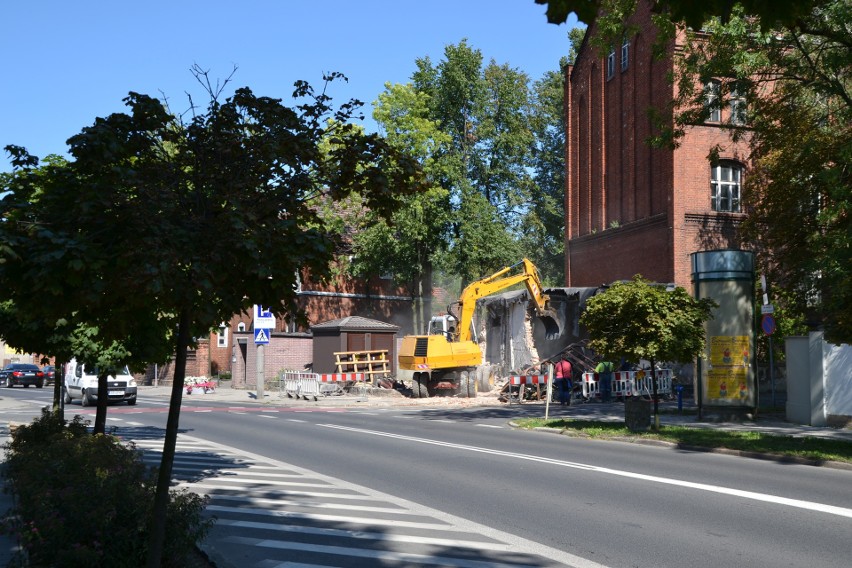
left=564, top=0, right=750, bottom=289
left=211, top=269, right=412, bottom=381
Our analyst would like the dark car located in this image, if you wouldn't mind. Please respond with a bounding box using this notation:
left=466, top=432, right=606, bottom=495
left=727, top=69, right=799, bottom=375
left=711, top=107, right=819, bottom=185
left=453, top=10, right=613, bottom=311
left=0, top=363, right=45, bottom=388
left=42, top=365, right=56, bottom=385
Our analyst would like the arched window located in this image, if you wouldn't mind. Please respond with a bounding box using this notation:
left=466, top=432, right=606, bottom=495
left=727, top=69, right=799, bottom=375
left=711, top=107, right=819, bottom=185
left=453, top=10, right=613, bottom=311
left=237, top=322, right=246, bottom=332
left=711, top=161, right=742, bottom=212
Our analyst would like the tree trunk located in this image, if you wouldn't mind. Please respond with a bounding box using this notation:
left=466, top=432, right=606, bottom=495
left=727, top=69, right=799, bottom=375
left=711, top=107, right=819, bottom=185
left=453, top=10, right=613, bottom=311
left=93, top=371, right=109, bottom=435
left=53, top=360, right=65, bottom=422
left=146, top=308, right=191, bottom=568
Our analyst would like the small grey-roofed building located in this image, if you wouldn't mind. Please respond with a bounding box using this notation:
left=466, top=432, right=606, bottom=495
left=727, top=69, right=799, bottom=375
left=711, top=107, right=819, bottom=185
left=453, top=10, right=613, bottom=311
left=311, top=316, right=400, bottom=375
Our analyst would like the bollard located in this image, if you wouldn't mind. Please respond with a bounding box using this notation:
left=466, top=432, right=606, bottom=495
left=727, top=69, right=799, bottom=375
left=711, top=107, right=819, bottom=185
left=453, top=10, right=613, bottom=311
left=676, top=385, right=684, bottom=412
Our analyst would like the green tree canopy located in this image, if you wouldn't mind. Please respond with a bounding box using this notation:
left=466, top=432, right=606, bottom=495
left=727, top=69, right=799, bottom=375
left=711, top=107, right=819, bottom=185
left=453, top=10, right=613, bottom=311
left=535, top=0, right=825, bottom=31
left=0, top=69, right=423, bottom=567
left=670, top=2, right=851, bottom=343
left=580, top=276, right=717, bottom=415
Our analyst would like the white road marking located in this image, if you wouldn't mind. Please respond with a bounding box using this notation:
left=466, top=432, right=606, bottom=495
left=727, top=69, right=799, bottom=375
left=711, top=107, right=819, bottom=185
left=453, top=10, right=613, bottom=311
left=319, top=424, right=852, bottom=520
left=227, top=535, right=545, bottom=568
left=215, top=518, right=511, bottom=551
left=165, top=435, right=595, bottom=567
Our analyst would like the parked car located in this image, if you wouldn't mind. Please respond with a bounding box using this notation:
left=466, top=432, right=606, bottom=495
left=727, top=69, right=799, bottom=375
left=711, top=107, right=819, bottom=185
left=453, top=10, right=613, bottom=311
left=0, top=363, right=45, bottom=388
left=64, top=358, right=137, bottom=406
left=42, top=365, right=56, bottom=385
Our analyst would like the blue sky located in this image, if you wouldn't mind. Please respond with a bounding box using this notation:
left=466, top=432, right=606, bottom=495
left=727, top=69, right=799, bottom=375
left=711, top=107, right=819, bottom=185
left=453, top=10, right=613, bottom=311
left=0, top=1, right=580, bottom=173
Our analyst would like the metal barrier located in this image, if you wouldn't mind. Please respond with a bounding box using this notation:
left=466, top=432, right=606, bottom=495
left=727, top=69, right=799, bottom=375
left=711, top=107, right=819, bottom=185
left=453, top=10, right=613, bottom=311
left=279, top=371, right=367, bottom=401
left=581, top=369, right=673, bottom=400
left=632, top=369, right=673, bottom=398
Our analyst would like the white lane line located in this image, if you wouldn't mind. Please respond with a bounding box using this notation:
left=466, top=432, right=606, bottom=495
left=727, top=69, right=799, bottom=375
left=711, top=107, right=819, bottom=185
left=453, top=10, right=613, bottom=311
left=476, top=424, right=503, bottom=429
left=286, top=418, right=306, bottom=423
left=226, top=535, right=540, bottom=568
left=256, top=414, right=277, bottom=419
left=208, top=494, right=411, bottom=514
left=206, top=504, right=456, bottom=530
left=216, top=518, right=507, bottom=551
left=319, top=424, right=852, bottom=520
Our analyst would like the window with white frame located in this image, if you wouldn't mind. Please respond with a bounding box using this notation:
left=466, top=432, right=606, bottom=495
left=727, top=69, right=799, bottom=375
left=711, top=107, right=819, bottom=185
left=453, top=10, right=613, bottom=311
left=237, top=322, right=246, bottom=332
left=217, top=323, right=228, bottom=348
left=729, top=81, right=747, bottom=125
left=621, top=40, right=629, bottom=71
left=711, top=162, right=742, bottom=212
left=606, top=46, right=615, bottom=79
left=704, top=80, right=721, bottom=122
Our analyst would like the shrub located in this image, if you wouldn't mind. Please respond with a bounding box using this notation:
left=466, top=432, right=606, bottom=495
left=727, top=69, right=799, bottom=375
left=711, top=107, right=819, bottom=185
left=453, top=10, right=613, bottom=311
left=2, top=409, right=213, bottom=567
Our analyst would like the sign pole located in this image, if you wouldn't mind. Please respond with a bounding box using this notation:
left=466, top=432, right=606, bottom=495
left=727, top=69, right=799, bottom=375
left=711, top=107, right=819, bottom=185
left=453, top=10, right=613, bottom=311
left=768, top=335, right=775, bottom=408
left=545, top=363, right=553, bottom=420
left=252, top=305, right=276, bottom=401
left=256, top=343, right=264, bottom=401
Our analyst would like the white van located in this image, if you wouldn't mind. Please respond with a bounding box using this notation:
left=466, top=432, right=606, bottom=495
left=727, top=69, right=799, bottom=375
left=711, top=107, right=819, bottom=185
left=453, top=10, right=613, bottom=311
left=64, top=358, right=138, bottom=406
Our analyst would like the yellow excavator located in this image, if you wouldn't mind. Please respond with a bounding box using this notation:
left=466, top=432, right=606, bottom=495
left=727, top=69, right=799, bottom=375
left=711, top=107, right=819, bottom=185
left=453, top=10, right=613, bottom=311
left=398, top=259, right=563, bottom=398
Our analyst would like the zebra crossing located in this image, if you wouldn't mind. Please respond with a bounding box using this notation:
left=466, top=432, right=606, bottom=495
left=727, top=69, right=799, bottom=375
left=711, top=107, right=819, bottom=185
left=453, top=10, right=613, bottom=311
left=132, top=434, right=586, bottom=568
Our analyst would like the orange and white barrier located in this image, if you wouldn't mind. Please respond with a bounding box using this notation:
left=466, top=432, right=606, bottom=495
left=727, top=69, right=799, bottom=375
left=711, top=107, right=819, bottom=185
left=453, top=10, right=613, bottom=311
left=508, top=374, right=549, bottom=385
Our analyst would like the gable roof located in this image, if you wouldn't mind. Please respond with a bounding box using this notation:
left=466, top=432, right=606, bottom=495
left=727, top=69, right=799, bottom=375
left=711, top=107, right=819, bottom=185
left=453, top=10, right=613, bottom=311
left=310, top=316, right=399, bottom=332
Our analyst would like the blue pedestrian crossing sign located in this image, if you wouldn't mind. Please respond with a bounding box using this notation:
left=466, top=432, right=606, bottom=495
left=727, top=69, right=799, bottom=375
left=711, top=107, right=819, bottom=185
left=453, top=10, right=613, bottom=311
left=254, top=328, right=271, bottom=344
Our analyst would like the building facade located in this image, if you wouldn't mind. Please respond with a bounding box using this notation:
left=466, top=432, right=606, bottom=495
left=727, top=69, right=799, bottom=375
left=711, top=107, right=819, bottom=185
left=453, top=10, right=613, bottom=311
left=564, top=0, right=750, bottom=289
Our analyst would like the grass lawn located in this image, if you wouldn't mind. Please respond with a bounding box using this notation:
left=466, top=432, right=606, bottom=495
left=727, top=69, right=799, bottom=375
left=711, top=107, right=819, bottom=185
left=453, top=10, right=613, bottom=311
left=513, top=418, right=852, bottom=465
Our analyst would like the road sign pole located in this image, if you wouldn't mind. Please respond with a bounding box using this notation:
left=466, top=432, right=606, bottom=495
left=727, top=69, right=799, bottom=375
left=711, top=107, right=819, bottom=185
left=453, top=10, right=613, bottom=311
left=769, top=335, right=775, bottom=408
left=257, top=343, right=264, bottom=401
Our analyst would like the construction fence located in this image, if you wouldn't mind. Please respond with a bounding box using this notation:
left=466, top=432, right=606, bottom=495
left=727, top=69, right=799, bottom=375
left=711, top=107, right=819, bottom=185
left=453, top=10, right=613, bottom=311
left=505, top=369, right=673, bottom=403
left=278, top=370, right=368, bottom=401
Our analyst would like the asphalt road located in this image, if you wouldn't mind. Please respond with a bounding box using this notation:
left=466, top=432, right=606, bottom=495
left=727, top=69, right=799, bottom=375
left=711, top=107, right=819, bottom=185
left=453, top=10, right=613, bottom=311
left=3, top=387, right=851, bottom=568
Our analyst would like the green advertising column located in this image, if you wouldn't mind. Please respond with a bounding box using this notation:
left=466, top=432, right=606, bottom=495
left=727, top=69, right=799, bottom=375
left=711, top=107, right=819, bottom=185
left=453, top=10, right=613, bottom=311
left=691, top=250, right=756, bottom=419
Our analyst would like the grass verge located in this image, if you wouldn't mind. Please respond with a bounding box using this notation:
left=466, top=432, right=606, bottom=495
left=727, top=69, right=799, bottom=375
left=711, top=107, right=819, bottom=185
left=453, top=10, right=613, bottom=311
left=513, top=418, right=852, bottom=465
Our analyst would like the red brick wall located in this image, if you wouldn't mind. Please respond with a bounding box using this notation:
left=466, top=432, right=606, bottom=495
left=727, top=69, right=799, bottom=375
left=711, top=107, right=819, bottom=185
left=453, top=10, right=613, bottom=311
left=202, top=267, right=413, bottom=377
left=565, top=0, right=749, bottom=290
left=232, top=334, right=313, bottom=389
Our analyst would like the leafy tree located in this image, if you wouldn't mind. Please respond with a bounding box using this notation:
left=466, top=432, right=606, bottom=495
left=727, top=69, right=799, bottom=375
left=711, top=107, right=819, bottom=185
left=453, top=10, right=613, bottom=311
left=580, top=276, right=717, bottom=421
left=669, top=2, right=851, bottom=344
left=535, top=0, right=825, bottom=30
left=408, top=40, right=561, bottom=284
left=348, top=82, right=453, bottom=331
left=524, top=60, right=570, bottom=282
left=0, top=69, right=422, bottom=567
left=566, top=26, right=587, bottom=64
left=0, top=299, right=164, bottom=433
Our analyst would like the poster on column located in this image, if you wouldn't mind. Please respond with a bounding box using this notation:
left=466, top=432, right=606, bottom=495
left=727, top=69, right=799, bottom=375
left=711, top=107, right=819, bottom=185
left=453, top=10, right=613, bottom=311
left=707, top=336, right=751, bottom=402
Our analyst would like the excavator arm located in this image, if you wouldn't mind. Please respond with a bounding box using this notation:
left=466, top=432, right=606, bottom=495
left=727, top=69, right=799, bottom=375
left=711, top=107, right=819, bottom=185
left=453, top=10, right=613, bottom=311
left=455, top=258, right=562, bottom=342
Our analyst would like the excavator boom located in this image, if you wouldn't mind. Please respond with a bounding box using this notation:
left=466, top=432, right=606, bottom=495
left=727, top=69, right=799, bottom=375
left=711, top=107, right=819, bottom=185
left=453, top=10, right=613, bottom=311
left=456, top=259, right=562, bottom=342
left=398, top=258, right=563, bottom=398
